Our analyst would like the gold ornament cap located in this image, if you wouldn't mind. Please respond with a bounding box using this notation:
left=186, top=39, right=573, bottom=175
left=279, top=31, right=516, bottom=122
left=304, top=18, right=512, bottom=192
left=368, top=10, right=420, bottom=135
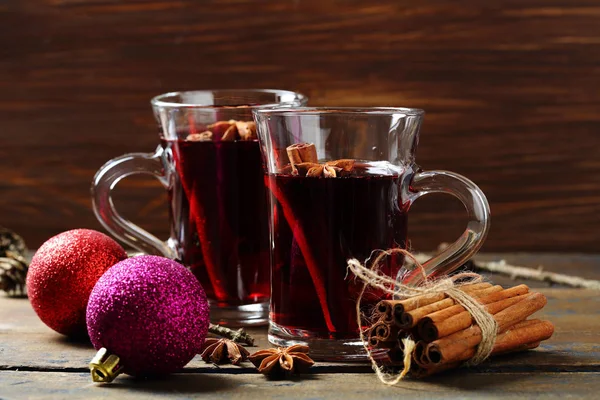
left=89, top=348, right=124, bottom=383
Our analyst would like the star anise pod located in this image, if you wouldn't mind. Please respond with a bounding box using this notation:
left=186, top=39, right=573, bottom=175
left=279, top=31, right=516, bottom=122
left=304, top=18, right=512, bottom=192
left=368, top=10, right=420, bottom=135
left=249, top=345, right=314, bottom=378
left=200, top=338, right=250, bottom=365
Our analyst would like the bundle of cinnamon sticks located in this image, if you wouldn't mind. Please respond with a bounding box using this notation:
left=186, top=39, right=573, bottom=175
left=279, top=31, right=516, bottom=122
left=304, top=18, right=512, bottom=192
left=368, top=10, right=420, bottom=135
left=369, top=282, right=554, bottom=377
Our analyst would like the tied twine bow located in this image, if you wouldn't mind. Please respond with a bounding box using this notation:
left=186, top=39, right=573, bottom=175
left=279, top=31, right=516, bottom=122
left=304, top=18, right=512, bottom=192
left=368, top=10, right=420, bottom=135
left=348, top=249, right=498, bottom=385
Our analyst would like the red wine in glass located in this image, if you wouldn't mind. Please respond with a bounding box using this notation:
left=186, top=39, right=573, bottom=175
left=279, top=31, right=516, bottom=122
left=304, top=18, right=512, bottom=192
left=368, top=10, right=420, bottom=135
left=161, top=138, right=270, bottom=306
left=266, top=161, right=409, bottom=339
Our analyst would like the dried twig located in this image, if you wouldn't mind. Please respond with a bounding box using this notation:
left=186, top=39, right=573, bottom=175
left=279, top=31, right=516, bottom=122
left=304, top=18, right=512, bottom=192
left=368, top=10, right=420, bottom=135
left=208, top=323, right=255, bottom=346
left=470, top=259, right=600, bottom=290
left=411, top=251, right=600, bottom=290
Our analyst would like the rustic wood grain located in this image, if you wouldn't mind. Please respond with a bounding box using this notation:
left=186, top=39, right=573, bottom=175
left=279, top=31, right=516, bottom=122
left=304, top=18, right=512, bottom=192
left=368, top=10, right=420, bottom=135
left=2, top=286, right=599, bottom=372
left=1, top=254, right=599, bottom=397
left=1, top=1, right=600, bottom=252
left=3, top=371, right=600, bottom=399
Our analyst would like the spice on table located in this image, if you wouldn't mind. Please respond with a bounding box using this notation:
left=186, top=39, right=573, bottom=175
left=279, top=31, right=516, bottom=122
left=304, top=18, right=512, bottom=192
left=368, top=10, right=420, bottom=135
left=201, top=338, right=250, bottom=365
left=368, top=279, right=554, bottom=376
left=249, top=344, right=314, bottom=378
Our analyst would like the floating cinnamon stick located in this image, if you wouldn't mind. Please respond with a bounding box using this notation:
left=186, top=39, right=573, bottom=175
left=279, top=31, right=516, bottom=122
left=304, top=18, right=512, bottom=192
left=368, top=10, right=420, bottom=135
left=264, top=176, right=336, bottom=333
left=221, top=124, right=238, bottom=141
left=173, top=154, right=229, bottom=301
left=236, top=121, right=257, bottom=140
left=190, top=119, right=257, bottom=142
left=287, top=143, right=318, bottom=174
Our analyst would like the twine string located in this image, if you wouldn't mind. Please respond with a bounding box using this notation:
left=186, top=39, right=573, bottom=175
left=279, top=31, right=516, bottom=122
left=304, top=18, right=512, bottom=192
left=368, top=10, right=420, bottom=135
left=349, top=248, right=498, bottom=385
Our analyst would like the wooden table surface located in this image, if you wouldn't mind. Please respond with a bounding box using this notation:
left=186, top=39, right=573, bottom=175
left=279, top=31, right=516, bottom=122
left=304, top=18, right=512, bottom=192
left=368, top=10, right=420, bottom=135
left=1, top=253, right=599, bottom=399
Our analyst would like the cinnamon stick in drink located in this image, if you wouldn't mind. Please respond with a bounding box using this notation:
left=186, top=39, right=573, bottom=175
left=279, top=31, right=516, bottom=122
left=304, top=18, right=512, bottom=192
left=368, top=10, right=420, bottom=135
left=264, top=175, right=336, bottom=333
left=287, top=143, right=318, bottom=174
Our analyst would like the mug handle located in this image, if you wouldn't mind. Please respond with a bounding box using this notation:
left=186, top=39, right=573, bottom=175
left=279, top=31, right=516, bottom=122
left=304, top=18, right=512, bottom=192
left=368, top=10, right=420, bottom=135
left=401, top=170, right=491, bottom=285
left=91, top=146, right=176, bottom=259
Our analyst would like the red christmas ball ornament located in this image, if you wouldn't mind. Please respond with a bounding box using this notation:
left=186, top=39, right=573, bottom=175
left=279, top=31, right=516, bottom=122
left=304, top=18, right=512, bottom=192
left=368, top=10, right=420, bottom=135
left=27, top=229, right=127, bottom=336
left=86, top=255, right=210, bottom=382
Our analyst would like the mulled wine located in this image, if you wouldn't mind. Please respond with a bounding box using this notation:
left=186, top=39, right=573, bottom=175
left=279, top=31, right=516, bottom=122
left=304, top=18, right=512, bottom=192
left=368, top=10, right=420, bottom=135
left=161, top=137, right=270, bottom=306
left=266, top=161, right=409, bottom=339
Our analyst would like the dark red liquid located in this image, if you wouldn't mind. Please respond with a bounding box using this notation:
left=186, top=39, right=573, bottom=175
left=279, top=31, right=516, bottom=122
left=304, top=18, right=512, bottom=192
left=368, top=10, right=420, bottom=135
left=267, top=163, right=409, bottom=339
left=161, top=139, right=270, bottom=305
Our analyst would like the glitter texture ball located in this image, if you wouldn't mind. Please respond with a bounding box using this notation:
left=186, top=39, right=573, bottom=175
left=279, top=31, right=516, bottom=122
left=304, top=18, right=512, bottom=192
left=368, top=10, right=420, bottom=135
left=27, top=229, right=128, bottom=336
left=86, top=255, right=210, bottom=377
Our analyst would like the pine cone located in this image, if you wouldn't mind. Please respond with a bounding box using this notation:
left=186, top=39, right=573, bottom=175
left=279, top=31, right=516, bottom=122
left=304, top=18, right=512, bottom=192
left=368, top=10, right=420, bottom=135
left=0, top=227, right=26, bottom=257
left=0, top=227, right=28, bottom=297
left=0, top=251, right=28, bottom=296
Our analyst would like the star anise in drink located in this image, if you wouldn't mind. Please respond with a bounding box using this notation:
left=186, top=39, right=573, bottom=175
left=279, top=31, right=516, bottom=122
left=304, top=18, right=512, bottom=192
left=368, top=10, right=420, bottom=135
left=200, top=338, right=250, bottom=365
left=249, top=344, right=314, bottom=378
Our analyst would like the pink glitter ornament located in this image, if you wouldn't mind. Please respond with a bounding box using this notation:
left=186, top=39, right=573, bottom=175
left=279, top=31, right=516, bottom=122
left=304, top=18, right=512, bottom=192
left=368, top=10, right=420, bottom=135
left=86, top=255, right=210, bottom=382
left=27, top=229, right=128, bottom=336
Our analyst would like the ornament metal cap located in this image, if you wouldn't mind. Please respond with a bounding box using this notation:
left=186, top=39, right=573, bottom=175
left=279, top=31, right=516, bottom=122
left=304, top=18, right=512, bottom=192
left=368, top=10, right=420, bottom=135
left=89, top=348, right=124, bottom=383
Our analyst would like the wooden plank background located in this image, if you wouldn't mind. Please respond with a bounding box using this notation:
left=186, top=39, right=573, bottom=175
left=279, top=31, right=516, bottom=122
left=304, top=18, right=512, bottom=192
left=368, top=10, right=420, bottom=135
left=1, top=0, right=600, bottom=252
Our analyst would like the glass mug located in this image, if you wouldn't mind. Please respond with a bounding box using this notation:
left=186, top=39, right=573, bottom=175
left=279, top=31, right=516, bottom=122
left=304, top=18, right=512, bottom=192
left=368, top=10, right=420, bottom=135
left=92, top=89, right=307, bottom=326
left=254, top=107, right=490, bottom=360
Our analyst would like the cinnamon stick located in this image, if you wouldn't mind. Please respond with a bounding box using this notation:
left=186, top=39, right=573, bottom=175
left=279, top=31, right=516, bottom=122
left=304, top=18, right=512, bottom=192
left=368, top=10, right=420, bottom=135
left=468, top=284, right=504, bottom=297
left=287, top=143, right=318, bottom=174
left=418, top=286, right=532, bottom=342
left=426, top=293, right=529, bottom=341
left=459, top=282, right=494, bottom=293
left=173, top=146, right=229, bottom=302
left=419, top=285, right=528, bottom=328
left=398, top=284, right=513, bottom=329
left=423, top=294, right=548, bottom=364
left=374, top=300, right=396, bottom=324
left=413, top=341, right=431, bottom=368
left=374, top=283, right=494, bottom=329
left=426, top=318, right=554, bottom=365
left=370, top=320, right=400, bottom=341
left=264, top=177, right=336, bottom=333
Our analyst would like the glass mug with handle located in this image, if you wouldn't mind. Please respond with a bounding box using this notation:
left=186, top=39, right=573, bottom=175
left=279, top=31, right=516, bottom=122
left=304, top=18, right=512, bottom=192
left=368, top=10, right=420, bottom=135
left=92, top=89, right=307, bottom=326
left=253, top=107, right=490, bottom=360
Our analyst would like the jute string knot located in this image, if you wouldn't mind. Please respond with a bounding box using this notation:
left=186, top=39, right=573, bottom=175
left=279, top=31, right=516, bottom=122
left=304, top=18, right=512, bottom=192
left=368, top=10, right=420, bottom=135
left=348, top=248, right=498, bottom=385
